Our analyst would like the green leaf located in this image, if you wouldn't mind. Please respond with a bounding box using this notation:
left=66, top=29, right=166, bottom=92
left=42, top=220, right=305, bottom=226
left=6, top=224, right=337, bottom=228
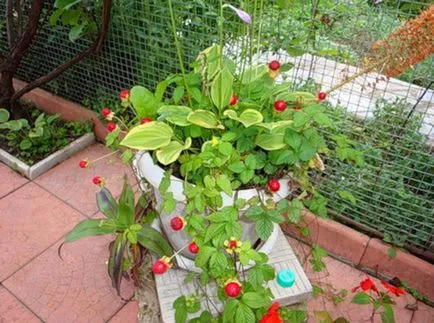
left=284, top=128, right=302, bottom=150
left=68, top=22, right=86, bottom=42
left=228, top=161, right=245, bottom=173
left=96, top=188, right=118, bottom=219
left=64, top=219, right=115, bottom=242
left=108, top=234, right=127, bottom=296
left=195, top=246, right=216, bottom=267
left=157, top=105, right=192, bottom=126
left=210, top=252, right=228, bottom=270
left=211, top=68, right=233, bottom=110
left=381, top=304, right=395, bottom=323
left=298, top=141, right=316, bottom=161
left=241, top=65, right=267, bottom=84
left=0, top=108, right=10, bottom=123
left=55, top=0, right=81, bottom=9
left=256, top=219, right=274, bottom=240
left=337, top=190, right=357, bottom=204
left=351, top=292, right=372, bottom=305
left=255, top=131, right=286, bottom=151
left=187, top=110, right=224, bottom=129
left=235, top=303, right=255, bottom=323
left=173, top=296, right=187, bottom=323
left=121, top=149, right=133, bottom=164
left=204, top=223, right=226, bottom=242
left=130, top=86, right=159, bottom=118
left=120, top=122, right=173, bottom=150
left=238, top=109, right=264, bottom=127
left=19, top=139, right=32, bottom=150
left=216, top=174, right=232, bottom=196
left=218, top=142, right=233, bottom=156
left=293, top=111, right=310, bottom=128
left=239, top=168, right=254, bottom=184
left=242, top=292, right=271, bottom=309
left=387, top=247, right=397, bottom=259
left=312, top=112, right=332, bottom=127
left=173, top=86, right=185, bottom=103
left=137, top=226, right=173, bottom=257
left=156, top=138, right=191, bottom=165
left=314, top=311, right=334, bottom=323
left=223, top=299, right=239, bottom=323
left=118, top=178, right=135, bottom=226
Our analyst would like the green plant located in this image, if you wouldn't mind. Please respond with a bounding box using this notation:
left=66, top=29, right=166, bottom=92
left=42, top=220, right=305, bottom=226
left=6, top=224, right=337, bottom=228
left=0, top=107, right=91, bottom=165
left=62, top=177, right=173, bottom=295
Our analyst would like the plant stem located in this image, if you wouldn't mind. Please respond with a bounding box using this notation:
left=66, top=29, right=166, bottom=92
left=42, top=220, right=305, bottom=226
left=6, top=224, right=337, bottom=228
left=218, top=0, right=224, bottom=68
left=167, top=0, right=192, bottom=107
left=91, top=149, right=119, bottom=164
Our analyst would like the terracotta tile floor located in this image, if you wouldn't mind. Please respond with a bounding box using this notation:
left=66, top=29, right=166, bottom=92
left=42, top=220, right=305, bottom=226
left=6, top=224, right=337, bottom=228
left=0, top=143, right=433, bottom=323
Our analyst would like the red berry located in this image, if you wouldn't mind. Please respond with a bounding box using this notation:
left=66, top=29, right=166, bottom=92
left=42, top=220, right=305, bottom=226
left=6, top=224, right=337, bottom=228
left=318, top=91, right=327, bottom=101
left=152, top=260, right=168, bottom=275
left=274, top=100, right=287, bottom=112
left=230, top=95, right=238, bottom=106
left=268, top=179, right=280, bottom=192
left=107, top=122, right=117, bottom=132
left=79, top=160, right=88, bottom=168
left=188, top=242, right=199, bottom=254
left=268, top=60, right=281, bottom=71
left=101, top=107, right=111, bottom=117
left=92, top=176, right=104, bottom=186
left=140, top=117, right=153, bottom=124
left=170, top=216, right=185, bottom=231
left=224, top=282, right=241, bottom=298
left=119, top=90, right=130, bottom=100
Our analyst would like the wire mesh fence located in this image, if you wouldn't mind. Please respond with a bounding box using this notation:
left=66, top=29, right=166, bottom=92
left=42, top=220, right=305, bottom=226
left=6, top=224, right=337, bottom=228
left=0, top=0, right=433, bottom=258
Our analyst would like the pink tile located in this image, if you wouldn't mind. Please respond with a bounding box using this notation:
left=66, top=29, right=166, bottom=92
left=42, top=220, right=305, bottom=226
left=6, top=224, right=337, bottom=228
left=0, top=183, right=83, bottom=281
left=4, top=236, right=135, bottom=323
left=0, top=163, right=28, bottom=198
left=35, top=144, right=136, bottom=216
left=288, top=236, right=425, bottom=323
left=0, top=286, right=41, bottom=323
left=109, top=301, right=139, bottom=323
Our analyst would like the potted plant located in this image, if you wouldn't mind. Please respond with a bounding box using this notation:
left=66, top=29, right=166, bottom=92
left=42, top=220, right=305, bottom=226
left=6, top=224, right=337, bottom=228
left=65, top=2, right=363, bottom=322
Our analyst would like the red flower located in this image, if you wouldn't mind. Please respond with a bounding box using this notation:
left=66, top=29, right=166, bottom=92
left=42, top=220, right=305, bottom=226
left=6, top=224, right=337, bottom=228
left=92, top=176, right=105, bottom=187
left=78, top=159, right=88, bottom=168
left=101, top=107, right=111, bottom=117
left=260, top=302, right=283, bottom=323
left=107, top=122, right=117, bottom=132
left=352, top=277, right=379, bottom=295
left=230, top=95, right=238, bottom=106
left=381, top=281, right=405, bottom=297
left=119, top=90, right=130, bottom=101
left=140, top=117, right=153, bottom=124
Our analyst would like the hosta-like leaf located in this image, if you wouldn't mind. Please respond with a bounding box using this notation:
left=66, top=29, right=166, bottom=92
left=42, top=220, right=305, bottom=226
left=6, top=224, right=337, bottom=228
left=224, top=109, right=263, bottom=128
left=211, top=68, right=233, bottom=110
left=108, top=234, right=127, bottom=296
left=120, top=122, right=173, bottom=150
left=255, top=131, right=286, bottom=150
left=0, top=108, right=9, bottom=123
left=187, top=110, right=224, bottom=129
left=157, top=105, right=192, bottom=126
left=255, top=120, right=293, bottom=131
left=241, top=65, right=267, bottom=84
left=96, top=188, right=118, bottom=218
left=156, top=138, right=191, bottom=165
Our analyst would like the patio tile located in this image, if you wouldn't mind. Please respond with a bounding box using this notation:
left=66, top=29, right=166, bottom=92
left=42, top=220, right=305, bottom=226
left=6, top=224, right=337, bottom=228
left=286, top=237, right=426, bottom=323
left=3, top=236, right=135, bottom=323
left=0, top=286, right=42, bottom=323
left=108, top=301, right=139, bottom=323
left=0, top=183, right=82, bottom=281
left=35, top=144, right=136, bottom=217
left=0, top=163, right=28, bottom=198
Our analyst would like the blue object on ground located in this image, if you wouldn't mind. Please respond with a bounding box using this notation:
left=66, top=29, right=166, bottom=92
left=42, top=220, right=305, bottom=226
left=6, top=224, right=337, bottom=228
left=277, top=268, right=295, bottom=288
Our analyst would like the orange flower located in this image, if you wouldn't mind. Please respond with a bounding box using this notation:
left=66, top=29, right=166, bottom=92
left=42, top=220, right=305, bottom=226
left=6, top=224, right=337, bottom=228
left=381, top=281, right=405, bottom=297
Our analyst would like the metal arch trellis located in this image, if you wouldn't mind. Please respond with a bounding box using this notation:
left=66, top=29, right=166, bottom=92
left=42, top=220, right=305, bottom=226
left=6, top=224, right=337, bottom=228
left=0, top=0, right=433, bottom=260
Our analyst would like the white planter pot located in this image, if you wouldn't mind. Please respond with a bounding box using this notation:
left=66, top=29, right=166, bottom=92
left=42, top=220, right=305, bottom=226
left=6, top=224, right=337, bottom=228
left=133, top=151, right=291, bottom=272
